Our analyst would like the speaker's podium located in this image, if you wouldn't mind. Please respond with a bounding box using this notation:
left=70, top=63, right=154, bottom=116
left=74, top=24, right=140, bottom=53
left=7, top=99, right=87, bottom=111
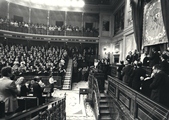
left=17, top=97, right=38, bottom=112
left=79, top=88, right=89, bottom=103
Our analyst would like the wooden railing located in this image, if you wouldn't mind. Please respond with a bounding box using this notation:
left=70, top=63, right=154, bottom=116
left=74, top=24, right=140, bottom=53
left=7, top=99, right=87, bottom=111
left=107, top=75, right=169, bottom=120
left=88, top=71, right=104, bottom=120
left=2, top=96, right=66, bottom=120
left=0, top=29, right=99, bottom=43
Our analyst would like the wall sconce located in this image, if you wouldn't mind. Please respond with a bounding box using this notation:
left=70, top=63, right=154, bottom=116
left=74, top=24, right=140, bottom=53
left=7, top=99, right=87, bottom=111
left=115, top=48, right=119, bottom=53
left=103, top=47, right=107, bottom=51
left=104, top=47, right=107, bottom=54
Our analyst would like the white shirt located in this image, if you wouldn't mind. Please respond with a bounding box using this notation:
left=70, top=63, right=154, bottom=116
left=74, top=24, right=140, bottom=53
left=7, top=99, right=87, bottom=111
left=49, top=77, right=56, bottom=84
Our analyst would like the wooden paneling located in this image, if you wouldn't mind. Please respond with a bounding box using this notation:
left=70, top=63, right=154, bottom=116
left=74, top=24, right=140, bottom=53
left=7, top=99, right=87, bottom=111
left=108, top=76, right=169, bottom=120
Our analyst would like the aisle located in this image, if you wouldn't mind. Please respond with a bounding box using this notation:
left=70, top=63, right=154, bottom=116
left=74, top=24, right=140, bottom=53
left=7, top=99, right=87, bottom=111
left=52, top=81, right=96, bottom=120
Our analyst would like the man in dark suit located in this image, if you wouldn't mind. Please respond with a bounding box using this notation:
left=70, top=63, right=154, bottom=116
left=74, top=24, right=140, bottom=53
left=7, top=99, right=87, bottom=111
left=32, top=76, right=43, bottom=105
left=117, top=60, right=125, bottom=80
left=149, top=64, right=169, bottom=108
left=126, top=51, right=133, bottom=64
left=131, top=62, right=147, bottom=92
left=121, top=61, right=133, bottom=86
left=160, top=54, right=169, bottom=75
left=149, top=48, right=161, bottom=67
left=18, top=77, right=30, bottom=97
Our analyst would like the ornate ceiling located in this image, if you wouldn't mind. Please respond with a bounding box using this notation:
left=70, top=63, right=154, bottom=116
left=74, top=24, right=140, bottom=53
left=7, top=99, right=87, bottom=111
left=4, top=0, right=123, bottom=13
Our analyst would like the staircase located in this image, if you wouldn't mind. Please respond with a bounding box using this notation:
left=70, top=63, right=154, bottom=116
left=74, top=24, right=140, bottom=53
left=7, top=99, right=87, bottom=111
left=62, top=59, right=73, bottom=90
left=99, top=93, right=112, bottom=120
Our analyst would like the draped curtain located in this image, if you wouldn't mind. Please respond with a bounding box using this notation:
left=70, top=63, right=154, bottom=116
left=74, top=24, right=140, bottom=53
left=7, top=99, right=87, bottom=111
left=130, top=0, right=145, bottom=52
left=161, top=0, right=169, bottom=43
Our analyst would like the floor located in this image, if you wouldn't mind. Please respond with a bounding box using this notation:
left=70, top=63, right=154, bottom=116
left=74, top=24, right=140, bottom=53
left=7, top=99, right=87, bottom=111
left=52, top=81, right=96, bottom=120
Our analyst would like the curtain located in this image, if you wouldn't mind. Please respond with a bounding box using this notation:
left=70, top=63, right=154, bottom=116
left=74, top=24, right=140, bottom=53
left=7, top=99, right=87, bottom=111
left=161, top=0, right=169, bottom=43
left=130, top=0, right=145, bottom=52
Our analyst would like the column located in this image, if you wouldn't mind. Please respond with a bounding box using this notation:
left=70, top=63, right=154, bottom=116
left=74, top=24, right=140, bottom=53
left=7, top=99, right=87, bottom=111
left=82, top=12, right=84, bottom=36
left=28, top=8, right=31, bottom=33
left=64, top=11, right=67, bottom=36
left=47, top=10, right=50, bottom=35
left=7, top=2, right=10, bottom=19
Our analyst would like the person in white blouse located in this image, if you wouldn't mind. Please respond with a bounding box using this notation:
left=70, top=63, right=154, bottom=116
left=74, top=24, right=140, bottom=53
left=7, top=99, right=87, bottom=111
left=49, top=74, right=56, bottom=97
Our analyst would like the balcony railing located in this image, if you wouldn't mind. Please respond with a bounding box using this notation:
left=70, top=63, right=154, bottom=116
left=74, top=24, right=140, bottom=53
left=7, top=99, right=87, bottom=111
left=1, top=96, right=66, bottom=120
left=0, top=23, right=99, bottom=37
left=107, top=75, right=169, bottom=120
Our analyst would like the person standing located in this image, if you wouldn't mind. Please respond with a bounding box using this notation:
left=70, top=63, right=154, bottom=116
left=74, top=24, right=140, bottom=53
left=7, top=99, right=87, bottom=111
left=49, top=74, right=56, bottom=97
left=121, top=61, right=133, bottom=86
left=126, top=51, right=133, bottom=64
left=32, top=76, right=43, bottom=105
left=149, top=65, right=169, bottom=108
left=0, top=66, right=20, bottom=115
left=149, top=48, right=161, bottom=67
left=117, top=61, right=125, bottom=80
left=131, top=62, right=147, bottom=92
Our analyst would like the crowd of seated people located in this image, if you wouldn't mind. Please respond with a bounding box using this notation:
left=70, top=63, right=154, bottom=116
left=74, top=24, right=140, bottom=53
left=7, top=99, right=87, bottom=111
left=0, top=17, right=99, bottom=37
left=0, top=43, right=68, bottom=78
left=71, top=47, right=95, bottom=82
left=117, top=48, right=169, bottom=108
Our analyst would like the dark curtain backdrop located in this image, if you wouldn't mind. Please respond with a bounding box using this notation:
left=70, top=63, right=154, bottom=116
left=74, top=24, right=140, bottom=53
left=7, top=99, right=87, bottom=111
left=161, top=0, right=169, bottom=42
left=130, top=0, right=144, bottom=52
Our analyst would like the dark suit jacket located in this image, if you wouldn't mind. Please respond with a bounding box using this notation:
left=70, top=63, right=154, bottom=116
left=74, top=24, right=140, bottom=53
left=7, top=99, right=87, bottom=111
left=150, top=71, right=169, bottom=108
left=126, top=55, right=133, bottom=64
left=117, top=64, right=125, bottom=80
left=121, top=64, right=133, bottom=86
left=131, top=67, right=147, bottom=91
left=149, top=52, right=160, bottom=67
left=19, top=84, right=30, bottom=96
left=160, top=60, right=169, bottom=75
left=32, top=82, right=43, bottom=98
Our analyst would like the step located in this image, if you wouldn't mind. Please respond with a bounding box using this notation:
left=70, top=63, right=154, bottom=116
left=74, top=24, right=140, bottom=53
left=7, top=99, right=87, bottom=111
left=63, top=83, right=70, bottom=85
left=99, top=104, right=109, bottom=108
left=100, top=102, right=108, bottom=107
left=100, top=109, right=110, bottom=114
left=63, top=80, right=70, bottom=82
left=100, top=93, right=107, bottom=97
left=65, top=75, right=71, bottom=77
left=66, top=71, right=71, bottom=74
left=62, top=85, right=70, bottom=88
left=65, top=73, right=71, bottom=75
left=63, top=82, right=70, bottom=85
left=100, top=99, right=108, bottom=103
left=64, top=77, right=71, bottom=79
left=100, top=115, right=112, bottom=120
left=64, top=79, right=71, bottom=81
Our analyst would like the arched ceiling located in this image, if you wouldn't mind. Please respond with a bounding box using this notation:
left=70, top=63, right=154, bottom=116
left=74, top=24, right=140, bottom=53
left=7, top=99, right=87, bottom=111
left=4, top=0, right=122, bottom=12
